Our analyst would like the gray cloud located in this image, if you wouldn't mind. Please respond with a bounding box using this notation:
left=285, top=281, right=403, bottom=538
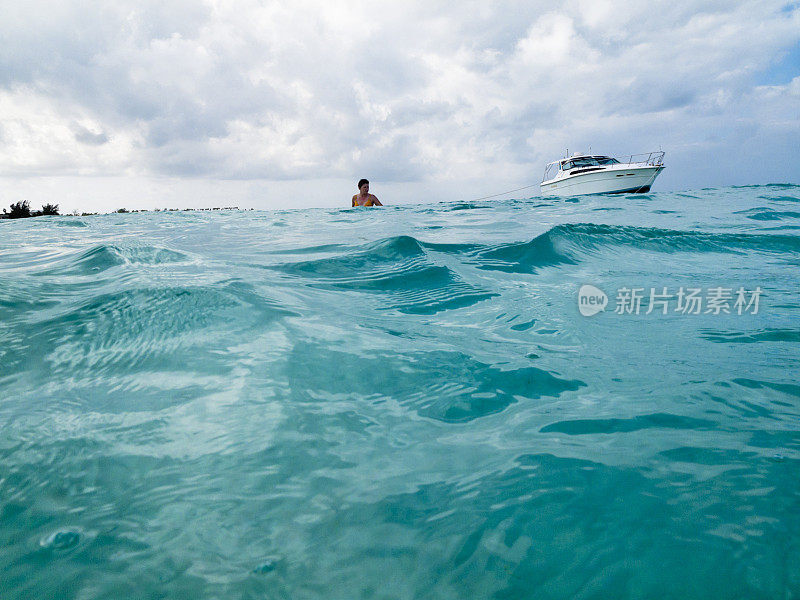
left=73, top=125, right=110, bottom=145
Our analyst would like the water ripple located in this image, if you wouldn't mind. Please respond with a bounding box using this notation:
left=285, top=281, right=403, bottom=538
left=1, top=185, right=799, bottom=598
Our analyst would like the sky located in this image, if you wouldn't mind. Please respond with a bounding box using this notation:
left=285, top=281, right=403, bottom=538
left=1, top=0, right=799, bottom=213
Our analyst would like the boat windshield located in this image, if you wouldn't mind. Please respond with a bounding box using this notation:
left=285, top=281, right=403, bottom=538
left=562, top=157, right=619, bottom=170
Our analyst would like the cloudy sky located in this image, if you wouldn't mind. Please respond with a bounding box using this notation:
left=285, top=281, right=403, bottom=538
left=1, top=0, right=798, bottom=212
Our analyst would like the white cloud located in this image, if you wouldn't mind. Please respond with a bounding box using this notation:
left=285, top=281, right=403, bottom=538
left=0, top=0, right=798, bottom=210
left=0, top=87, right=139, bottom=176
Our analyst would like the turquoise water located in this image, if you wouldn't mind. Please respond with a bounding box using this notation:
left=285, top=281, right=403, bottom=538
left=1, top=185, right=799, bottom=598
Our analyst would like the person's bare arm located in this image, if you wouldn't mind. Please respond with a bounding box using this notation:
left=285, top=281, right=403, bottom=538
left=352, top=195, right=357, bottom=207
left=372, top=195, right=383, bottom=206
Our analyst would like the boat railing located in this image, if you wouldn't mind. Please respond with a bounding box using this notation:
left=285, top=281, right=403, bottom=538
left=624, top=151, right=665, bottom=166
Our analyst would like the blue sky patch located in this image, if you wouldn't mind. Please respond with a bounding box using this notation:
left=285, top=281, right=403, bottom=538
left=758, top=40, right=800, bottom=85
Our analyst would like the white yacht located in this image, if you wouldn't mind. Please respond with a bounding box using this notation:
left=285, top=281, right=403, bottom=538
left=541, top=151, right=665, bottom=196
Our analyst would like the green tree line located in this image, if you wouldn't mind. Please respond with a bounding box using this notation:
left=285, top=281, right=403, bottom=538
left=1, top=201, right=60, bottom=219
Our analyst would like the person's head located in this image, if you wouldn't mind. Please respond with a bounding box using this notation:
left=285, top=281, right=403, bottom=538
left=358, top=178, right=369, bottom=194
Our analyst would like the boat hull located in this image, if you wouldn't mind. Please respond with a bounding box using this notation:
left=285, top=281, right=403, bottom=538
left=540, top=166, right=664, bottom=197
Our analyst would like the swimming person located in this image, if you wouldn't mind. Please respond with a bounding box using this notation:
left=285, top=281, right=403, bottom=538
left=352, top=179, right=383, bottom=207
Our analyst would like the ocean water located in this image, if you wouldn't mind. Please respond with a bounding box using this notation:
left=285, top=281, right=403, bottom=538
left=1, top=184, right=799, bottom=599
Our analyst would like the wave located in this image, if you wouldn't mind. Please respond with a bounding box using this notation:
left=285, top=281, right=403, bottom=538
left=469, top=223, right=800, bottom=274
left=756, top=225, right=800, bottom=231
left=733, top=183, right=800, bottom=190
left=5, top=281, right=296, bottom=410
left=700, top=328, right=800, bottom=344
left=284, top=344, right=586, bottom=423
left=272, top=235, right=497, bottom=314
left=53, top=219, right=89, bottom=227
left=32, top=244, right=191, bottom=277
left=731, top=378, right=800, bottom=398
left=734, top=207, right=800, bottom=221
left=540, top=413, right=715, bottom=435
left=271, top=225, right=800, bottom=286
left=471, top=229, right=578, bottom=273
left=764, top=196, right=800, bottom=203
left=264, top=243, right=348, bottom=255
left=446, top=202, right=491, bottom=211
left=550, top=223, right=800, bottom=253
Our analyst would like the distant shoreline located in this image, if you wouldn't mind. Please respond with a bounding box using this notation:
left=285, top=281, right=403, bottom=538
left=1, top=201, right=247, bottom=219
